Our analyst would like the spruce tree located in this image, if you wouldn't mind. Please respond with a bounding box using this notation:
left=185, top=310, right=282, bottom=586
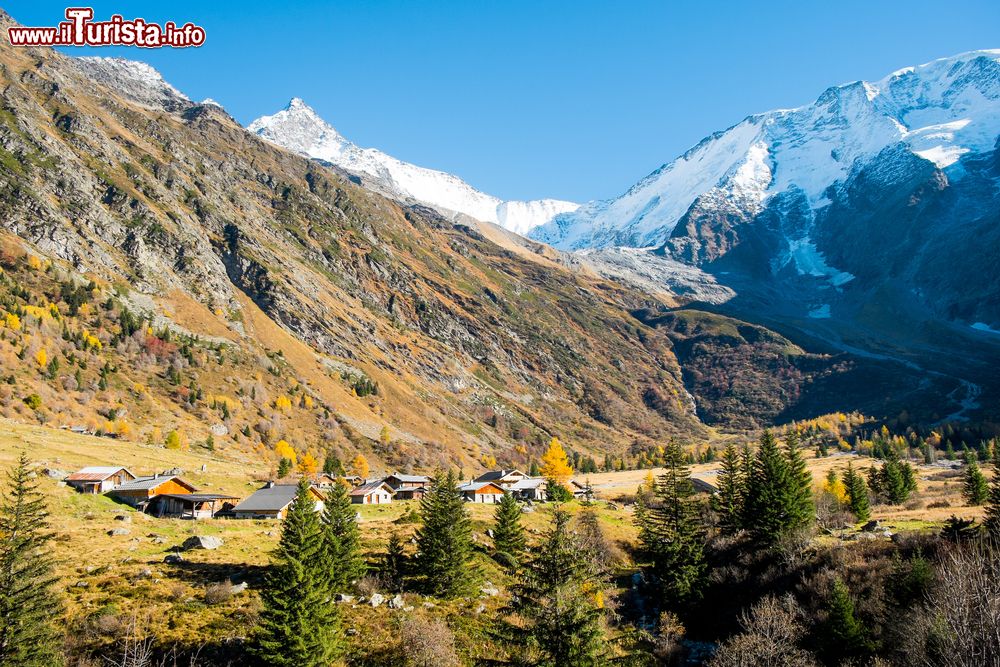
left=638, top=440, right=706, bottom=604
left=984, top=447, right=1000, bottom=536
left=277, top=457, right=292, bottom=479
left=320, top=482, right=366, bottom=592
left=743, top=430, right=796, bottom=544
left=254, top=479, right=341, bottom=666
left=713, top=444, right=744, bottom=534
left=0, top=453, right=64, bottom=666
left=382, top=531, right=406, bottom=593
left=963, top=453, right=989, bottom=506
left=843, top=461, right=871, bottom=522
left=784, top=431, right=815, bottom=529
left=414, top=470, right=474, bottom=598
left=491, top=509, right=609, bottom=666
left=492, top=492, right=526, bottom=568
left=820, top=578, right=870, bottom=663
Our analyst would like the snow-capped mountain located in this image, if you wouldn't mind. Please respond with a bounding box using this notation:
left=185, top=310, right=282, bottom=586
left=248, top=99, right=579, bottom=235
left=531, top=50, right=1000, bottom=262
left=71, top=57, right=192, bottom=112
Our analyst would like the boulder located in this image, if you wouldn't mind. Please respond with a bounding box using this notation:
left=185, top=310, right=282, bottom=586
left=861, top=520, right=881, bottom=532
left=182, top=535, right=223, bottom=550
left=388, top=595, right=404, bottom=609
left=164, top=554, right=184, bottom=564
left=480, top=583, right=499, bottom=597
left=108, top=527, right=131, bottom=536
left=368, top=593, right=385, bottom=608
left=115, top=513, right=132, bottom=523
left=230, top=582, right=249, bottom=595
left=335, top=593, right=355, bottom=603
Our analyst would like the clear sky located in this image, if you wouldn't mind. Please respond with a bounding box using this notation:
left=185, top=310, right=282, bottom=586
left=5, top=1, right=1000, bottom=202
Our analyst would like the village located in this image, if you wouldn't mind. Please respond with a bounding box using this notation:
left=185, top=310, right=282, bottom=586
left=63, top=465, right=594, bottom=520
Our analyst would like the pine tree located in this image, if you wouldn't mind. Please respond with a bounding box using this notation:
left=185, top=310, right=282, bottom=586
left=784, top=431, right=814, bottom=529
left=492, top=492, right=526, bottom=568
left=491, top=508, right=609, bottom=666
left=383, top=531, right=406, bottom=593
left=743, top=430, right=797, bottom=544
left=254, top=480, right=341, bottom=666
left=843, top=461, right=871, bottom=522
left=984, top=447, right=1000, bottom=536
left=963, top=453, right=989, bottom=506
left=637, top=440, right=706, bottom=604
left=0, top=453, right=64, bottom=666
left=713, top=444, right=744, bottom=534
left=322, top=453, right=344, bottom=476
left=320, top=482, right=366, bottom=592
left=414, top=470, right=474, bottom=598
left=277, top=457, right=292, bottom=479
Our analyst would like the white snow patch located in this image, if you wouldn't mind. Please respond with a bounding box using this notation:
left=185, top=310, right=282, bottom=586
left=808, top=304, right=832, bottom=319
left=971, top=322, right=1000, bottom=335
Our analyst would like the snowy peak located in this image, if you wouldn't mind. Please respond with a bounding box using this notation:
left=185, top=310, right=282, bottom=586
left=531, top=49, right=1000, bottom=252
left=248, top=99, right=578, bottom=235
left=71, top=57, right=191, bottom=112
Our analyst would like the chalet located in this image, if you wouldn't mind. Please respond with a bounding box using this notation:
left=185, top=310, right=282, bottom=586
left=111, top=475, right=197, bottom=508
left=570, top=480, right=592, bottom=501
left=231, top=483, right=325, bottom=519
left=691, top=478, right=719, bottom=495
left=394, top=485, right=428, bottom=501
left=384, top=472, right=431, bottom=492
left=473, top=469, right=527, bottom=489
left=147, top=493, right=240, bottom=519
left=459, top=481, right=506, bottom=504
left=65, top=466, right=136, bottom=494
left=350, top=480, right=394, bottom=505
left=509, top=477, right=547, bottom=502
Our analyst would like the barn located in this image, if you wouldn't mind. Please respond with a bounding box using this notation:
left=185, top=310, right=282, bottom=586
left=110, top=475, right=197, bottom=508
left=65, top=466, right=136, bottom=494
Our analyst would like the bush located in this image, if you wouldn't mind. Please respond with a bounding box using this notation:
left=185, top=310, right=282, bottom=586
left=22, top=393, right=41, bottom=410
left=204, top=583, right=233, bottom=605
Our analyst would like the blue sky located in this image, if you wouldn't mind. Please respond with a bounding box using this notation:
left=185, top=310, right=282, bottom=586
left=5, top=1, right=1000, bottom=202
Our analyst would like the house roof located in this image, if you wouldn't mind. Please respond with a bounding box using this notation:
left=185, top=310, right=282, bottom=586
left=350, top=481, right=394, bottom=496
left=232, top=484, right=323, bottom=512
left=459, top=481, right=506, bottom=494
left=509, top=478, right=546, bottom=490
left=65, top=466, right=133, bottom=482
left=473, top=469, right=525, bottom=483
left=385, top=472, right=430, bottom=484
left=114, top=475, right=196, bottom=492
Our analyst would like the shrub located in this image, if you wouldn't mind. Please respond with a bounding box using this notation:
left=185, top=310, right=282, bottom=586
left=22, top=393, right=41, bottom=410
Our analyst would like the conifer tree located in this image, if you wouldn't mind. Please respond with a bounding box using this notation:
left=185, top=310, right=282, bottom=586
left=820, top=578, right=870, bottom=663
left=277, top=457, right=292, bottom=479
left=254, top=479, right=341, bottom=666
left=490, top=509, right=609, bottom=666
left=637, top=440, right=706, bottom=604
left=784, top=431, right=815, bottom=529
left=320, top=481, right=366, bottom=592
left=963, top=453, right=989, bottom=506
left=492, top=492, right=526, bottom=568
left=0, top=453, right=64, bottom=666
left=743, top=430, right=797, bottom=544
left=383, top=531, right=406, bottom=593
left=713, top=444, right=744, bottom=534
left=414, top=470, right=474, bottom=598
left=985, top=447, right=1000, bottom=536
left=843, top=461, right=871, bottom=522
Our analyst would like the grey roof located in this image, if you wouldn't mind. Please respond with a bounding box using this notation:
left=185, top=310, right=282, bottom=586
left=473, top=469, right=525, bottom=483
left=232, top=484, right=302, bottom=512
left=385, top=473, right=430, bottom=483
left=113, top=475, right=192, bottom=492
left=509, top=478, right=545, bottom=490
left=459, top=481, right=505, bottom=493
left=66, top=466, right=134, bottom=482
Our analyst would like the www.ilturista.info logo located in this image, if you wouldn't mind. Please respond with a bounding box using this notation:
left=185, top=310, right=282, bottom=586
left=7, top=7, right=205, bottom=48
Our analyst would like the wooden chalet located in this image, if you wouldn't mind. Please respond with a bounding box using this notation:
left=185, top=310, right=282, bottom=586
left=350, top=480, right=394, bottom=504
left=111, top=474, right=197, bottom=507
left=147, top=493, right=240, bottom=519
left=394, top=485, right=428, bottom=501
left=473, top=469, right=527, bottom=489
left=383, top=472, right=431, bottom=492
left=231, top=483, right=325, bottom=519
left=65, top=466, right=136, bottom=494
left=459, top=481, right=506, bottom=504
left=509, top=477, right=548, bottom=501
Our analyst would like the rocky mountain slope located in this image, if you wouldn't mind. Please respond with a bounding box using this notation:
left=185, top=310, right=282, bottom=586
left=248, top=98, right=579, bottom=236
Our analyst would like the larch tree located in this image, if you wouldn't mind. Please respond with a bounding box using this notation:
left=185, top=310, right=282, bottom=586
left=540, top=437, right=573, bottom=487
left=0, top=453, right=64, bottom=666
left=637, top=440, right=706, bottom=605
left=320, top=481, right=366, bottom=592
left=254, top=479, right=341, bottom=666
left=492, top=492, right=526, bottom=569
left=350, top=454, right=370, bottom=479
left=414, top=470, right=475, bottom=598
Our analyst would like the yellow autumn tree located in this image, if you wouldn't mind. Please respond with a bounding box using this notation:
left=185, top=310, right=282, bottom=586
left=4, top=313, right=19, bottom=330
left=540, top=437, right=573, bottom=485
left=274, top=439, right=297, bottom=465
left=822, top=470, right=848, bottom=504
left=299, top=452, right=319, bottom=475
left=34, top=347, right=47, bottom=368
left=379, top=425, right=391, bottom=446
left=350, top=454, right=370, bottom=479
left=274, top=395, right=292, bottom=412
